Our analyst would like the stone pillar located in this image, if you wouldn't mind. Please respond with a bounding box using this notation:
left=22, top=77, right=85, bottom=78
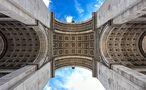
left=97, top=62, right=146, bottom=90
left=1, top=62, right=51, bottom=90
left=0, top=65, right=37, bottom=90
left=92, top=12, right=100, bottom=77
left=50, top=12, right=55, bottom=78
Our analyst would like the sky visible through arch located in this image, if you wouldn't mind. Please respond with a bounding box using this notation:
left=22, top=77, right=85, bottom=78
left=43, top=0, right=105, bottom=22
left=44, top=67, right=105, bottom=90
left=42, top=0, right=105, bottom=90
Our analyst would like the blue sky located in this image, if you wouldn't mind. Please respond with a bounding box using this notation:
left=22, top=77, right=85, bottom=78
left=43, top=0, right=104, bottom=22
left=42, top=0, right=105, bottom=90
left=44, top=67, right=105, bottom=90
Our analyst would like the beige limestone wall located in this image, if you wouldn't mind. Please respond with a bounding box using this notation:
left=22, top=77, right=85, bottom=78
left=97, top=62, right=146, bottom=90
left=0, top=65, right=37, bottom=90
left=0, top=0, right=50, bottom=27
left=10, top=62, right=51, bottom=90
left=96, top=0, right=142, bottom=27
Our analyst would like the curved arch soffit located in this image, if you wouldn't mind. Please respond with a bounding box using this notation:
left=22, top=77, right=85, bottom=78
left=55, top=66, right=93, bottom=73
left=54, top=56, right=93, bottom=61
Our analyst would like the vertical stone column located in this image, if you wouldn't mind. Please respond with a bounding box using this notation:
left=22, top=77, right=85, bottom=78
left=92, top=12, right=98, bottom=77
left=50, top=12, right=55, bottom=78
left=0, top=65, right=37, bottom=90
left=97, top=61, right=146, bottom=90
left=5, top=62, right=51, bottom=90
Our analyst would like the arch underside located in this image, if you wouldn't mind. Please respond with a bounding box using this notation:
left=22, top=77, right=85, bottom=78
left=54, top=19, right=93, bottom=32
left=0, top=20, right=49, bottom=69
left=0, top=21, right=40, bottom=69
left=54, top=57, right=93, bottom=70
left=100, top=22, right=146, bottom=67
left=53, top=19, right=95, bottom=72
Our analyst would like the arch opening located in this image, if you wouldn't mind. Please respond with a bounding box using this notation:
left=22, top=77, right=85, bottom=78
left=52, top=57, right=94, bottom=77
left=49, top=0, right=105, bottom=23
left=52, top=17, right=96, bottom=77
left=44, top=67, right=105, bottom=90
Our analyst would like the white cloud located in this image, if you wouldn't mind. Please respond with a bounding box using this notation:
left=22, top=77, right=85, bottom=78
left=74, top=0, right=84, bottom=14
left=95, top=0, right=104, bottom=8
left=42, top=0, right=51, bottom=7
left=94, top=4, right=99, bottom=7
left=66, top=16, right=73, bottom=23
left=45, top=67, right=105, bottom=90
left=44, top=84, right=51, bottom=90
left=63, top=68, right=105, bottom=90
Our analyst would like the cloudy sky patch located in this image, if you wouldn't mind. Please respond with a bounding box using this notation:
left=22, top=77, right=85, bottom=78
left=44, top=67, right=105, bottom=90
left=74, top=0, right=84, bottom=14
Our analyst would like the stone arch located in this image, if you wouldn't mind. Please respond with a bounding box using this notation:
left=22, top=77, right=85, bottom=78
left=53, top=56, right=93, bottom=71
left=100, top=22, right=146, bottom=67
left=52, top=17, right=96, bottom=77
left=0, top=21, right=49, bottom=69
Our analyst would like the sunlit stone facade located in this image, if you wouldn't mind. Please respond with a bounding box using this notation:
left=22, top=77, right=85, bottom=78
left=0, top=0, right=146, bottom=90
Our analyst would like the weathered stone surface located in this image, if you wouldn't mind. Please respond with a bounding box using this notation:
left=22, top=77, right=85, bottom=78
left=97, top=62, right=146, bottom=90
left=0, top=65, right=37, bottom=90
left=0, top=0, right=50, bottom=27
left=10, top=62, right=51, bottom=90
left=1, top=0, right=146, bottom=90
left=112, top=65, right=146, bottom=89
left=113, top=0, right=146, bottom=24
left=97, top=0, right=143, bottom=27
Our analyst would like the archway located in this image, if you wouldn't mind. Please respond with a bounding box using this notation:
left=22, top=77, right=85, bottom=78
left=44, top=67, right=105, bottom=90
left=51, top=14, right=97, bottom=77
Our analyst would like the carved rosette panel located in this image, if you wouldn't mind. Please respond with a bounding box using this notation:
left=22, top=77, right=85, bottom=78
left=53, top=19, right=94, bottom=71
left=53, top=32, right=94, bottom=57
left=100, top=23, right=146, bottom=67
